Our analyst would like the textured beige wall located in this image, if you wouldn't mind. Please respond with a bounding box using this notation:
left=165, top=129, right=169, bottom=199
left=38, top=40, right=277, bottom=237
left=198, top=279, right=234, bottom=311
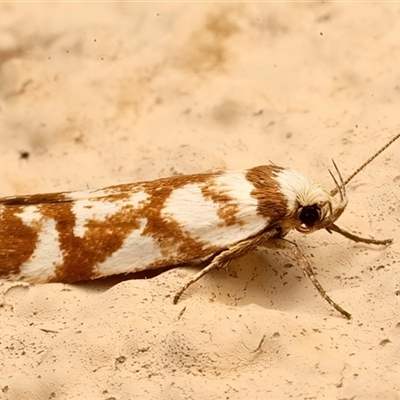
left=0, top=3, right=399, bottom=399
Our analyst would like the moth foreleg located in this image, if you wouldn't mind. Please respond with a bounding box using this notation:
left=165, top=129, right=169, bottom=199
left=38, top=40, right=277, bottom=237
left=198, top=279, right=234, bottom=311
left=173, top=228, right=279, bottom=304
left=327, top=223, right=392, bottom=246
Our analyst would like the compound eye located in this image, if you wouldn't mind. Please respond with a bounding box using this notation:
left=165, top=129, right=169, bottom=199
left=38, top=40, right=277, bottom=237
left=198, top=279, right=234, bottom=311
left=299, top=205, right=321, bottom=227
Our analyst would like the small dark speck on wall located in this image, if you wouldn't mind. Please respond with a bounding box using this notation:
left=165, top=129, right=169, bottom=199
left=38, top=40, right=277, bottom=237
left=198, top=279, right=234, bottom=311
left=19, top=151, right=30, bottom=160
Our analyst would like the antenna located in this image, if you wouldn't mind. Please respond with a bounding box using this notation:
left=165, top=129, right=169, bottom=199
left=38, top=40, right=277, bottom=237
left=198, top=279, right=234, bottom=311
left=330, top=132, right=400, bottom=196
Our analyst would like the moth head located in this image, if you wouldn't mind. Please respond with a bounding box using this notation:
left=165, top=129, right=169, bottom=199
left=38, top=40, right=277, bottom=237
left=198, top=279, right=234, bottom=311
left=275, top=162, right=348, bottom=235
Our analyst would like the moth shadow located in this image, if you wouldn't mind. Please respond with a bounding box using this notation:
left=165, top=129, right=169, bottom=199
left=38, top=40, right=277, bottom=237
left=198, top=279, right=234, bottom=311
left=73, top=265, right=176, bottom=293
left=197, top=248, right=317, bottom=313
left=73, top=245, right=333, bottom=315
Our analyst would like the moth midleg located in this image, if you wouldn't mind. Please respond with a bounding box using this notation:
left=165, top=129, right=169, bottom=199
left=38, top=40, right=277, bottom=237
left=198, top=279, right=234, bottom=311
left=327, top=223, right=392, bottom=246
left=173, top=228, right=279, bottom=304
left=291, top=244, right=351, bottom=319
left=267, top=238, right=351, bottom=319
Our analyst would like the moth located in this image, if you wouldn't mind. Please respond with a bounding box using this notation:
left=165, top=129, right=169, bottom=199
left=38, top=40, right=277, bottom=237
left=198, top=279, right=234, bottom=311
left=0, top=134, right=398, bottom=319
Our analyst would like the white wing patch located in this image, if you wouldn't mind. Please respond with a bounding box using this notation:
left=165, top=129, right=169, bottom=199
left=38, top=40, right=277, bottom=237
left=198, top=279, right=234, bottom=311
left=16, top=218, right=63, bottom=283
left=95, top=218, right=164, bottom=277
left=162, top=183, right=222, bottom=238
left=72, top=191, right=149, bottom=238
left=14, top=205, right=42, bottom=227
left=163, top=173, right=268, bottom=249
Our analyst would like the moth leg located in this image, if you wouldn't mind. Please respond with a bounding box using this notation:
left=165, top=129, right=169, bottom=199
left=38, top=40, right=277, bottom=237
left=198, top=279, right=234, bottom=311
left=173, top=228, right=279, bottom=304
left=267, top=238, right=351, bottom=320
left=327, top=223, right=392, bottom=246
